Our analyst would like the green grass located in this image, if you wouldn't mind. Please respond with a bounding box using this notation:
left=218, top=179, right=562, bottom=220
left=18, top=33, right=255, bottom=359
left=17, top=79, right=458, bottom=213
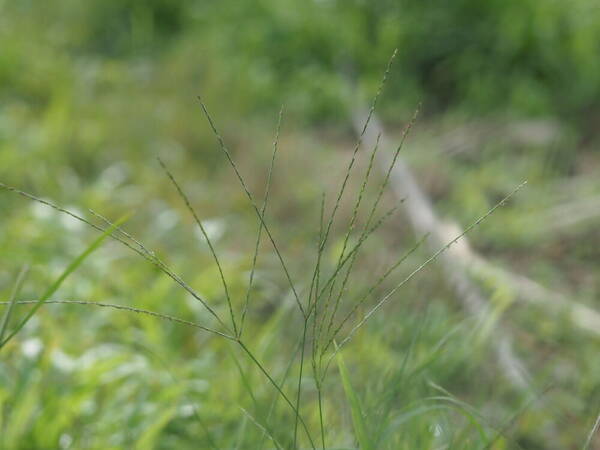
left=1, top=87, right=589, bottom=448
left=2, top=3, right=600, bottom=447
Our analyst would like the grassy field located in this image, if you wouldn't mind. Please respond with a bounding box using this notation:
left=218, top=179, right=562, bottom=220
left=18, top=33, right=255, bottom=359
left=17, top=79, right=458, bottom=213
left=1, top=1, right=600, bottom=449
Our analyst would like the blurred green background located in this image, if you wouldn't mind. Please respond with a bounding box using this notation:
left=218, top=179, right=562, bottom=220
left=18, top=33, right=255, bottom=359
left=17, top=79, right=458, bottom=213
left=1, top=0, right=599, bottom=448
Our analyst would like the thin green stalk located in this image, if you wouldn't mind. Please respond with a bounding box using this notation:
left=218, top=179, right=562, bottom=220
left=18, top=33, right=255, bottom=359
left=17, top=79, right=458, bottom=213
left=2, top=181, right=313, bottom=445
left=158, top=157, right=238, bottom=336
left=0, top=300, right=234, bottom=340
left=0, top=214, right=129, bottom=348
left=317, top=50, right=398, bottom=260
left=240, top=407, right=283, bottom=450
left=330, top=181, right=528, bottom=359
left=310, top=194, right=327, bottom=450
left=259, top=337, right=303, bottom=450
left=236, top=339, right=316, bottom=449
left=312, top=52, right=397, bottom=336
left=0, top=182, right=231, bottom=333
left=318, top=105, right=420, bottom=344
left=311, top=193, right=327, bottom=367
left=292, top=319, right=309, bottom=448
left=310, top=204, right=399, bottom=319
left=198, top=99, right=306, bottom=318
left=0, top=265, right=29, bottom=344
left=89, top=209, right=157, bottom=260
left=312, top=205, right=400, bottom=342
left=321, top=133, right=382, bottom=342
left=322, top=233, right=429, bottom=354
left=240, top=106, right=283, bottom=338
left=317, top=382, right=325, bottom=450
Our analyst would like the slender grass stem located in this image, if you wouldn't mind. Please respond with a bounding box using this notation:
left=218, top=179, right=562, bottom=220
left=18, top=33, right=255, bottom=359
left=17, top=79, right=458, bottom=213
left=328, top=181, right=528, bottom=361
left=317, top=381, right=325, bottom=450
left=310, top=205, right=400, bottom=328
left=0, top=182, right=231, bottom=333
left=198, top=99, right=306, bottom=318
left=240, top=407, right=283, bottom=450
left=314, top=52, right=397, bottom=335
left=321, top=105, right=420, bottom=337
left=0, top=265, right=29, bottom=344
left=321, top=133, right=382, bottom=343
left=292, top=319, right=309, bottom=448
left=240, top=106, right=283, bottom=338
left=259, top=336, right=303, bottom=450
left=311, top=193, right=327, bottom=368
left=158, top=157, right=238, bottom=336
left=0, top=300, right=235, bottom=340
left=322, top=233, right=429, bottom=354
left=317, top=50, right=397, bottom=259
left=236, top=340, right=316, bottom=449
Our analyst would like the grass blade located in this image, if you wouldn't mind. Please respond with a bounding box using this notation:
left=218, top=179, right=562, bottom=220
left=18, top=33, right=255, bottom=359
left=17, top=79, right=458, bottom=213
left=0, top=182, right=229, bottom=331
left=335, top=343, right=373, bottom=450
left=240, top=106, right=283, bottom=338
left=0, top=214, right=129, bottom=348
left=158, top=157, right=238, bottom=336
left=0, top=265, right=29, bottom=344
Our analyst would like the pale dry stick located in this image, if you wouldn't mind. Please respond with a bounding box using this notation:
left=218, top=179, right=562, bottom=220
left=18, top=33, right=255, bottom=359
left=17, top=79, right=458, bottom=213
left=583, top=410, right=600, bottom=450
left=0, top=300, right=234, bottom=340
left=536, top=194, right=600, bottom=233
left=469, top=257, right=600, bottom=336
left=327, top=181, right=528, bottom=372
left=422, top=211, right=600, bottom=336
left=198, top=99, right=306, bottom=319
left=158, top=157, right=238, bottom=336
left=0, top=182, right=231, bottom=333
left=310, top=193, right=328, bottom=362
left=349, top=107, right=532, bottom=391
left=240, top=106, right=284, bottom=339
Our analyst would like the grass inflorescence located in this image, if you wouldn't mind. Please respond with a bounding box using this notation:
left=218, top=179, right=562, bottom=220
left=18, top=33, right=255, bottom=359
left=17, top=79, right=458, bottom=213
left=0, top=52, right=536, bottom=449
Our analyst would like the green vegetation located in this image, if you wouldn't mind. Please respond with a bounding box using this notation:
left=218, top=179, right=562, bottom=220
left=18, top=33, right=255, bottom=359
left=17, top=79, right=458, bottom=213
left=1, top=1, right=600, bottom=448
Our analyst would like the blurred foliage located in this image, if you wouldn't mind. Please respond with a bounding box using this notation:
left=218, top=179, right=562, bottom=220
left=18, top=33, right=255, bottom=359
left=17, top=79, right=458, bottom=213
left=1, top=0, right=600, bottom=448
left=3, top=0, right=600, bottom=123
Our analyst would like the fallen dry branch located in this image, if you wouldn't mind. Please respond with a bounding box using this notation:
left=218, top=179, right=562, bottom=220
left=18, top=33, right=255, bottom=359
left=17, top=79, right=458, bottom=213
left=352, top=106, right=600, bottom=391
left=352, top=107, right=532, bottom=390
